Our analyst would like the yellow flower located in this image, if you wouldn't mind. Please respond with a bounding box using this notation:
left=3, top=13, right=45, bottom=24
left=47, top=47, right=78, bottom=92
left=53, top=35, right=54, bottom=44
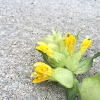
left=30, top=62, right=53, bottom=83
left=36, top=42, right=52, bottom=56
left=80, top=38, right=92, bottom=54
left=64, top=34, right=76, bottom=54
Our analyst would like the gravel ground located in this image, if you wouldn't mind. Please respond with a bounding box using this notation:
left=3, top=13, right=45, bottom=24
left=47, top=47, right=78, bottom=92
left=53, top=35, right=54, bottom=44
left=0, top=0, right=100, bottom=100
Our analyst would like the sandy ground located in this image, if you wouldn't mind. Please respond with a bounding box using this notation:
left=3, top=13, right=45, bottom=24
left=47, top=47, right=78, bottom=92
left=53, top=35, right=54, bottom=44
left=0, top=0, right=100, bottom=100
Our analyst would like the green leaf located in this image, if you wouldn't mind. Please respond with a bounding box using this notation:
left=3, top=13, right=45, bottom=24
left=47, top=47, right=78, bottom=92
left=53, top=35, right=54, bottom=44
left=65, top=77, right=79, bottom=100
left=52, top=68, right=73, bottom=88
left=75, top=32, right=79, bottom=42
left=36, top=49, right=49, bottom=65
left=79, top=74, right=100, bottom=100
left=74, top=52, right=100, bottom=74
left=74, top=58, right=93, bottom=74
left=92, top=52, right=100, bottom=59
left=74, top=29, right=82, bottom=49
left=65, top=52, right=81, bottom=72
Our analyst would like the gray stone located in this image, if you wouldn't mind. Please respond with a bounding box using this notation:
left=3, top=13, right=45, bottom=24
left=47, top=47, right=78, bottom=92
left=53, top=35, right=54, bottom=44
left=0, top=0, right=100, bottom=100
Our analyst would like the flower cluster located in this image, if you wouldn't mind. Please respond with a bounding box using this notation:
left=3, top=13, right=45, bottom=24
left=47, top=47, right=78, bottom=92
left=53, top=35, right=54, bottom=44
left=31, top=30, right=92, bottom=83
left=31, top=30, right=100, bottom=100
left=31, top=62, right=53, bottom=83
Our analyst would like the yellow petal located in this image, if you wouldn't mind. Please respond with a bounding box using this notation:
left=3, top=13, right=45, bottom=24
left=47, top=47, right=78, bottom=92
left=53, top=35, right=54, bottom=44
left=34, top=62, right=52, bottom=69
left=33, top=75, right=48, bottom=83
left=80, top=38, right=92, bottom=54
left=33, top=62, right=43, bottom=67
left=37, top=42, right=48, bottom=46
left=30, top=72, right=37, bottom=78
left=32, top=62, right=53, bottom=83
left=65, top=34, right=76, bottom=54
left=35, top=67, right=44, bottom=75
left=33, top=75, right=43, bottom=83
left=45, top=70, right=54, bottom=76
left=36, top=42, right=52, bottom=56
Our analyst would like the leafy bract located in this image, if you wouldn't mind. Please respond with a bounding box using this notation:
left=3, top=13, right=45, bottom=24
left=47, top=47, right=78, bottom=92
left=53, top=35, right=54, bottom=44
left=74, top=32, right=79, bottom=49
left=74, top=52, right=100, bottom=74
left=48, top=52, right=67, bottom=67
left=65, top=77, right=79, bottom=100
left=51, top=68, right=73, bottom=88
left=65, top=52, right=81, bottom=71
left=79, top=74, right=100, bottom=100
left=74, top=58, right=92, bottom=74
left=74, top=29, right=82, bottom=49
left=37, top=49, right=67, bottom=68
left=36, top=50, right=50, bottom=65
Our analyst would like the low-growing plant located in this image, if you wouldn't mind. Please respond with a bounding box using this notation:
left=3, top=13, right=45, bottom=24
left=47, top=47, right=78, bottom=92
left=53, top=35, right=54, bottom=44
left=30, top=29, right=100, bottom=100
